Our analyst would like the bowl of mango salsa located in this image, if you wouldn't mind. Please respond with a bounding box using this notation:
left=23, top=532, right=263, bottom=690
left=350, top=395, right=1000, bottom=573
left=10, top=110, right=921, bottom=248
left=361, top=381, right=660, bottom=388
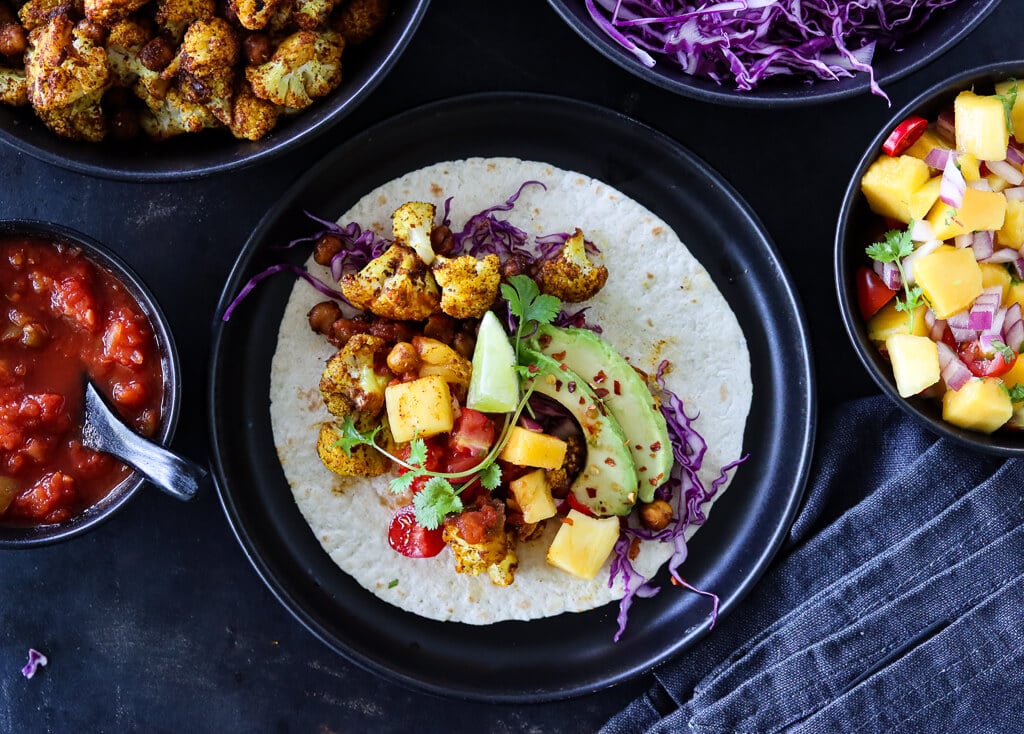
left=836, top=61, right=1024, bottom=456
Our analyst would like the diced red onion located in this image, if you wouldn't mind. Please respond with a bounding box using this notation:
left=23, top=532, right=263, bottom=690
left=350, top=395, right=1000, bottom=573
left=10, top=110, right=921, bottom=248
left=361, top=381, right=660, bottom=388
left=924, top=309, right=946, bottom=342
left=873, top=259, right=902, bottom=290
left=982, top=306, right=1008, bottom=347
left=936, top=110, right=955, bottom=145
left=986, top=159, right=1024, bottom=186
left=968, top=179, right=993, bottom=192
left=1005, top=186, right=1024, bottom=201
left=946, top=310, right=977, bottom=344
left=1008, top=144, right=1024, bottom=167
left=940, top=154, right=966, bottom=208
left=969, top=297, right=997, bottom=331
left=971, top=230, right=995, bottom=261
left=937, top=341, right=972, bottom=391
left=924, top=148, right=952, bottom=170
left=954, top=233, right=974, bottom=249
left=981, top=247, right=1023, bottom=264
left=910, top=220, right=935, bottom=243
left=1015, top=257, right=1024, bottom=280
left=21, top=649, right=47, bottom=679
left=1004, top=302, right=1024, bottom=352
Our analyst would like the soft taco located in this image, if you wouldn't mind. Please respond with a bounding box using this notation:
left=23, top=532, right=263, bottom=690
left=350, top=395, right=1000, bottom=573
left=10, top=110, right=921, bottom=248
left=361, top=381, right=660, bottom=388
left=268, top=157, right=751, bottom=631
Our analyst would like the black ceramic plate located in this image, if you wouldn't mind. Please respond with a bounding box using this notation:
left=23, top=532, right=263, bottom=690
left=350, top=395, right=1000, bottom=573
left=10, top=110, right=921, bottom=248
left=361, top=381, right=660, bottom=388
left=546, top=0, right=1001, bottom=108
left=209, top=92, right=816, bottom=701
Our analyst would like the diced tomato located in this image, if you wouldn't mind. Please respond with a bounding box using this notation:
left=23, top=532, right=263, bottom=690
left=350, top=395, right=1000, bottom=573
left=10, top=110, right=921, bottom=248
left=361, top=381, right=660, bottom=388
left=387, top=504, right=445, bottom=558
left=395, top=436, right=444, bottom=474
left=958, top=341, right=1017, bottom=378
left=448, top=408, right=495, bottom=455
left=881, top=115, right=929, bottom=157
left=445, top=449, right=485, bottom=476
left=855, top=266, right=897, bottom=320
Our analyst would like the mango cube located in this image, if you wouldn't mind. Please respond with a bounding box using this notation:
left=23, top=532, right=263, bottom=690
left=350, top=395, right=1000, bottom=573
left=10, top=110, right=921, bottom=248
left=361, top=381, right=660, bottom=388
left=985, top=173, right=1011, bottom=193
left=885, top=334, right=940, bottom=397
left=1008, top=282, right=1024, bottom=309
left=910, top=177, right=942, bottom=220
left=546, top=510, right=620, bottom=580
left=955, top=90, right=1009, bottom=161
left=925, top=188, right=1007, bottom=240
left=958, top=153, right=982, bottom=182
left=1002, top=355, right=1024, bottom=391
left=942, top=377, right=1013, bottom=433
left=509, top=469, right=557, bottom=524
left=861, top=155, right=932, bottom=223
left=979, top=262, right=1012, bottom=301
left=905, top=126, right=951, bottom=161
left=498, top=426, right=566, bottom=469
left=995, top=79, right=1024, bottom=145
left=912, top=245, right=983, bottom=319
left=996, top=198, right=1024, bottom=248
left=867, top=302, right=929, bottom=342
left=385, top=374, right=454, bottom=443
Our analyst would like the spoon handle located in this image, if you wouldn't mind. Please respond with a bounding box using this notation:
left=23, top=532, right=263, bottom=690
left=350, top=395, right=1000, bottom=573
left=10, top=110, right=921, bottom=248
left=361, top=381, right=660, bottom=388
left=83, top=382, right=207, bottom=501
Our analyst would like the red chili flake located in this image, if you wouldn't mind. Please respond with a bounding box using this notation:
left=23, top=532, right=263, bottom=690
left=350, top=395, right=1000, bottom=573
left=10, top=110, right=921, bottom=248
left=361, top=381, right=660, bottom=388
left=554, top=379, right=563, bottom=391
left=593, top=370, right=607, bottom=384
left=670, top=576, right=683, bottom=587
left=538, top=334, right=551, bottom=348
left=561, top=517, right=574, bottom=526
left=567, top=381, right=576, bottom=393
left=551, top=350, right=566, bottom=361
left=594, top=387, right=609, bottom=398
left=650, top=441, right=662, bottom=452
left=613, top=380, right=621, bottom=395
left=528, top=363, right=539, bottom=373
left=559, top=363, right=568, bottom=371
left=635, top=444, right=643, bottom=451
left=604, top=457, right=616, bottom=467
left=579, top=396, right=586, bottom=406
left=586, top=487, right=597, bottom=498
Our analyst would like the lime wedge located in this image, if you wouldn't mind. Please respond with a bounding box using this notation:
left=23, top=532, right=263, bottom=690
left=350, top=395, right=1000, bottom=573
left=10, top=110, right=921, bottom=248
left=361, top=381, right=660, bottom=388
left=467, top=311, right=519, bottom=413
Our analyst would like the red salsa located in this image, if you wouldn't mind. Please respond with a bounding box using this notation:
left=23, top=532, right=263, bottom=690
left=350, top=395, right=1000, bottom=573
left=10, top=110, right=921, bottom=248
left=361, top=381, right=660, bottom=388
left=0, top=238, right=164, bottom=526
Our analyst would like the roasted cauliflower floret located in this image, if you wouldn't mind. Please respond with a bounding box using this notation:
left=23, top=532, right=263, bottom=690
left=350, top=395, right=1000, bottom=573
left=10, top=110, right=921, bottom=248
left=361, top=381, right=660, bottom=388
left=316, top=417, right=390, bottom=477
left=536, top=228, right=608, bottom=303
left=293, top=0, right=334, bottom=31
left=162, top=18, right=237, bottom=124
left=340, top=244, right=441, bottom=321
left=139, top=85, right=218, bottom=139
left=25, top=14, right=110, bottom=112
left=392, top=201, right=435, bottom=264
left=245, top=29, right=342, bottom=110
left=442, top=499, right=518, bottom=586
left=319, top=333, right=391, bottom=418
left=431, top=254, right=501, bottom=319
left=155, top=0, right=214, bottom=38
left=105, top=18, right=151, bottom=86
left=18, top=0, right=68, bottom=32
left=0, top=67, right=28, bottom=106
left=35, top=94, right=106, bottom=139
left=84, top=0, right=150, bottom=28
left=228, top=0, right=284, bottom=30
left=332, top=0, right=387, bottom=45
left=228, top=77, right=278, bottom=140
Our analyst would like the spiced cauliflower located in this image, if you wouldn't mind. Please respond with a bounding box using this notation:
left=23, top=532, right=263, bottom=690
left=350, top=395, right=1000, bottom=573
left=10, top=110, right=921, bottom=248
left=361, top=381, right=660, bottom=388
left=319, top=333, right=391, bottom=418
left=442, top=499, right=518, bottom=587
left=245, top=29, right=342, bottom=109
left=536, top=228, right=608, bottom=303
left=162, top=17, right=237, bottom=124
left=340, top=244, right=441, bottom=322
left=0, top=67, right=28, bottom=106
left=431, top=254, right=501, bottom=319
left=316, top=417, right=391, bottom=477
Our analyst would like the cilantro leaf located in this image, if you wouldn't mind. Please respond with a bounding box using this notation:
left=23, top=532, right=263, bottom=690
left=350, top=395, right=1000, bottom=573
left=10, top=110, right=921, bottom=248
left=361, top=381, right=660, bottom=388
left=413, top=477, right=463, bottom=530
left=331, top=415, right=381, bottom=457
left=406, top=438, right=427, bottom=467
left=502, top=274, right=560, bottom=327
left=479, top=462, right=502, bottom=490
left=866, top=226, right=914, bottom=264
left=996, top=80, right=1018, bottom=137
left=387, top=579, right=399, bottom=589
left=991, top=339, right=1015, bottom=363
left=1008, top=384, right=1024, bottom=402
left=389, top=472, right=415, bottom=495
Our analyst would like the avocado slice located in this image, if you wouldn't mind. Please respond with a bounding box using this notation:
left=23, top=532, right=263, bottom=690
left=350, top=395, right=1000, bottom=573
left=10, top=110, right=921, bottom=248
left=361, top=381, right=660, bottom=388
left=529, top=324, right=673, bottom=503
left=519, top=347, right=639, bottom=516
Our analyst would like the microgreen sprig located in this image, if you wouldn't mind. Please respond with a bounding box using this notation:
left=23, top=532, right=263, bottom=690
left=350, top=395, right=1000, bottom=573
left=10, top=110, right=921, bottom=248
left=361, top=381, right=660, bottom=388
left=865, top=223, right=925, bottom=331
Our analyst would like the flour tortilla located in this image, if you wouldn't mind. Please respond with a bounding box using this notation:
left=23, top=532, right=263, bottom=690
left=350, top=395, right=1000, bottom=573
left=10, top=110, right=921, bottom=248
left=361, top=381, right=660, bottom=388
left=269, top=158, right=752, bottom=624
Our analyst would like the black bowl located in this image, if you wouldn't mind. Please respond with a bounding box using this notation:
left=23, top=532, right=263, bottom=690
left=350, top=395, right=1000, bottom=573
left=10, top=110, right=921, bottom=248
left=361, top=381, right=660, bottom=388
left=835, top=61, right=1024, bottom=457
left=0, top=2, right=429, bottom=182
left=546, top=0, right=1001, bottom=108
left=0, top=221, right=182, bottom=546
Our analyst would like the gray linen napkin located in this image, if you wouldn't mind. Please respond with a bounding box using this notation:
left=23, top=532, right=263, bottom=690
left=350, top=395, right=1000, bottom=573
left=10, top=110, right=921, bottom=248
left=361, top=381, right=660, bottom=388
left=603, top=396, right=1024, bottom=734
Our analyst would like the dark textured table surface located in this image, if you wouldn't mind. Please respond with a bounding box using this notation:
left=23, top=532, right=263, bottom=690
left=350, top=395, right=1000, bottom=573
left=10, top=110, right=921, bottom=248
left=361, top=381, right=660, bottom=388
left=0, top=2, right=1018, bottom=732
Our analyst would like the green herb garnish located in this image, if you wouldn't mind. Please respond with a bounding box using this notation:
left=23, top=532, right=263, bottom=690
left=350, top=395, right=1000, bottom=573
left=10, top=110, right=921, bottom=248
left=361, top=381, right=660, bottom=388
left=331, top=414, right=383, bottom=456
left=865, top=223, right=925, bottom=331
left=1008, top=384, right=1024, bottom=402
left=501, top=274, right=560, bottom=360
left=991, top=339, right=1015, bottom=363
left=387, top=579, right=399, bottom=589
left=996, top=80, right=1018, bottom=137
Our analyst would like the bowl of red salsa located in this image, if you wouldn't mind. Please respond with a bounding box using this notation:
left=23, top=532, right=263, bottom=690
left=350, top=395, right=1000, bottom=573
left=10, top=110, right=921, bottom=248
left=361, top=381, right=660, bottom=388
left=0, top=221, right=180, bottom=546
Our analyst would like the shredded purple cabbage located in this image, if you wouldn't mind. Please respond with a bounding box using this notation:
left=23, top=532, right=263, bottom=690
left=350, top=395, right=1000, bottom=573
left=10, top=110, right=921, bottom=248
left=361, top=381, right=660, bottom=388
left=608, top=359, right=748, bottom=641
left=21, top=648, right=47, bottom=679
left=221, top=263, right=346, bottom=321
left=451, top=181, right=545, bottom=257
left=585, top=0, right=961, bottom=101
left=553, top=306, right=603, bottom=334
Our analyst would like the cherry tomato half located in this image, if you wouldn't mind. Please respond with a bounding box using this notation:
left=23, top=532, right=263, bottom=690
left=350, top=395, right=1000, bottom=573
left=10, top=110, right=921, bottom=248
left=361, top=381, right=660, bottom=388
left=855, top=266, right=897, bottom=320
left=387, top=504, right=445, bottom=558
left=958, top=340, right=1018, bottom=378
left=448, top=408, right=495, bottom=455
left=882, top=115, right=929, bottom=157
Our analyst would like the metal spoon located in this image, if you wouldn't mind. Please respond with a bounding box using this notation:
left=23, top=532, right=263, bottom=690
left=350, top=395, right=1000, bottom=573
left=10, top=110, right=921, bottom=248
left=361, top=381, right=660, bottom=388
left=80, top=381, right=207, bottom=502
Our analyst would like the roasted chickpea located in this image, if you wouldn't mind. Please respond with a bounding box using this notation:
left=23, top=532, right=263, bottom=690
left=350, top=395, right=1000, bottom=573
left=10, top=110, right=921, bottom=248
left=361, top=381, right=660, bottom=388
left=639, top=499, right=673, bottom=531
left=243, top=32, right=272, bottom=65
left=430, top=224, right=454, bottom=257
left=368, top=319, right=416, bottom=345
left=75, top=19, right=106, bottom=45
left=307, top=300, right=342, bottom=335
left=0, top=21, right=26, bottom=58
left=139, top=36, right=175, bottom=72
left=312, top=233, right=344, bottom=266
left=386, top=341, right=419, bottom=374
left=500, top=253, right=532, bottom=280
left=328, top=317, right=370, bottom=347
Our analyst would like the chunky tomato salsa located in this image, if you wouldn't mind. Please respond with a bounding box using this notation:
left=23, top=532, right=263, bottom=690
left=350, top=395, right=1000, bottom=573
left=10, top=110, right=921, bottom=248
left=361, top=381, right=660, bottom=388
left=0, top=237, right=164, bottom=525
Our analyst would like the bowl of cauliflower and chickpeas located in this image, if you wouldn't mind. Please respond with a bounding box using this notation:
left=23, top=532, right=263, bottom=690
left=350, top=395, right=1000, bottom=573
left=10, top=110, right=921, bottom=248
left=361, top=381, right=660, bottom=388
left=0, top=0, right=428, bottom=180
